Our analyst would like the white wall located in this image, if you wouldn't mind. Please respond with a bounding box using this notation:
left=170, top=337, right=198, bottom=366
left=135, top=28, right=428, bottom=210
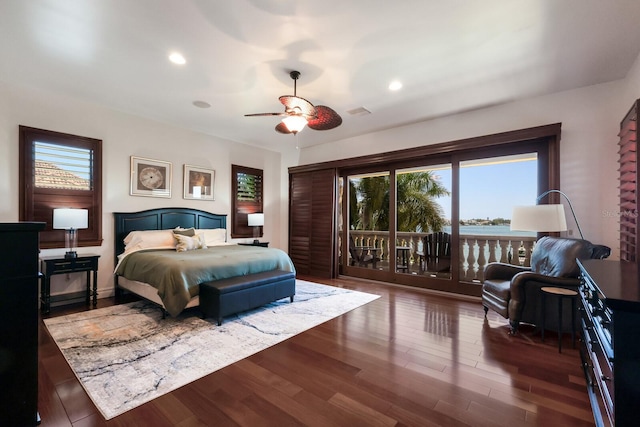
left=297, top=68, right=640, bottom=259
left=4, top=50, right=640, bottom=299
left=0, top=81, right=284, bottom=300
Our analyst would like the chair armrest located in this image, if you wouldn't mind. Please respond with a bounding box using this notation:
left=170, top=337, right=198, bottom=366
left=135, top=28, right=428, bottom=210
left=484, top=262, right=530, bottom=281
left=591, top=244, right=611, bottom=259
left=510, top=271, right=580, bottom=302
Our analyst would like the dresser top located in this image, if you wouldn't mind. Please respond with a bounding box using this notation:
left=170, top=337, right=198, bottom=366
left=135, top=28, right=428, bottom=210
left=578, top=259, right=640, bottom=311
left=0, top=222, right=46, bottom=232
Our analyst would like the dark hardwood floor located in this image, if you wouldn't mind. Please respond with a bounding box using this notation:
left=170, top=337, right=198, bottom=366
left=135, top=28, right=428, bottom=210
left=37, top=276, right=595, bottom=426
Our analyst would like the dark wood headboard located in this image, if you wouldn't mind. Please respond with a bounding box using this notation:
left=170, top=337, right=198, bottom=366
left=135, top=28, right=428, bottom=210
left=113, top=207, right=227, bottom=265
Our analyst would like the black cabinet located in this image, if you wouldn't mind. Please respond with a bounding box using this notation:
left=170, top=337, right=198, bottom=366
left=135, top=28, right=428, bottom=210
left=0, top=222, right=45, bottom=426
left=577, top=259, right=640, bottom=427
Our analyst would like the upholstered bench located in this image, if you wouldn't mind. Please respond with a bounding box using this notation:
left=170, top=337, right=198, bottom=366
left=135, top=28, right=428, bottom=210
left=199, top=270, right=296, bottom=325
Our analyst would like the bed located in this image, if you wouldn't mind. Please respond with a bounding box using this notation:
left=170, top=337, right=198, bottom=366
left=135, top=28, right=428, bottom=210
left=113, top=207, right=295, bottom=316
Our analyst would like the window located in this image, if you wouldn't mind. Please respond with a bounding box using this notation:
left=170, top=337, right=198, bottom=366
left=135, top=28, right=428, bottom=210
left=19, top=126, right=102, bottom=249
left=231, top=164, right=263, bottom=238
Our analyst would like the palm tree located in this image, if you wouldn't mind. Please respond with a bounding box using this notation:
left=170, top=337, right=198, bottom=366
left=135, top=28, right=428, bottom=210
left=397, top=171, right=449, bottom=232
left=358, top=175, right=389, bottom=230
left=353, top=171, right=449, bottom=232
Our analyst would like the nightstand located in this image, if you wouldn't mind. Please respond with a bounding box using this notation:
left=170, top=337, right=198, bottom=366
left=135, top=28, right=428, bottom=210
left=238, top=241, right=269, bottom=248
left=40, top=254, right=100, bottom=314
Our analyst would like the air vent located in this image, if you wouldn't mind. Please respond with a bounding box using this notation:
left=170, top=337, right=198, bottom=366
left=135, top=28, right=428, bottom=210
left=193, top=100, right=211, bottom=108
left=347, top=106, right=371, bottom=116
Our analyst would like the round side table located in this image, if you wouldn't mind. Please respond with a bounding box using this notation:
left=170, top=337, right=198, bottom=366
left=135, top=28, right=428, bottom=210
left=540, top=286, right=578, bottom=353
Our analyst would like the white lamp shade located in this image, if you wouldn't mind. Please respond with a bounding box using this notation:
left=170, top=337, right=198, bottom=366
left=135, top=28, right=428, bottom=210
left=53, top=208, right=88, bottom=230
left=510, top=205, right=567, bottom=232
left=247, top=213, right=264, bottom=227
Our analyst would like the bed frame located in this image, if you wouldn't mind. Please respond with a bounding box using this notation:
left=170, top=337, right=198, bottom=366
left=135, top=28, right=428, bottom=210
left=113, top=207, right=227, bottom=310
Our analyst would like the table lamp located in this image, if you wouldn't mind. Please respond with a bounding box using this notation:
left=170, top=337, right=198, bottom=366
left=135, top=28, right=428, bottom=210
left=247, top=213, right=264, bottom=244
left=53, top=208, right=88, bottom=258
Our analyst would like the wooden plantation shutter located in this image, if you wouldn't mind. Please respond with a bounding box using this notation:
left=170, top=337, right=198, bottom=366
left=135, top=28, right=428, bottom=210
left=231, top=164, right=263, bottom=238
left=19, top=126, right=103, bottom=249
left=619, top=100, right=639, bottom=262
left=289, top=168, right=336, bottom=278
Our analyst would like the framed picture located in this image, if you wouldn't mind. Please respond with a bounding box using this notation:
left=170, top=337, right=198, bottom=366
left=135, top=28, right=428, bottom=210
left=183, top=164, right=215, bottom=200
left=130, top=156, right=172, bottom=198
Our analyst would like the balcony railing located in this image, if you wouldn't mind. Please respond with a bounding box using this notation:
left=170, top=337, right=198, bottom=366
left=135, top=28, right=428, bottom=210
left=348, top=230, right=536, bottom=282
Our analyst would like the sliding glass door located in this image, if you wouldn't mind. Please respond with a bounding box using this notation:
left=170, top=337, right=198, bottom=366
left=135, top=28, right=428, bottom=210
left=324, top=125, right=558, bottom=295
left=395, top=164, right=452, bottom=280
left=344, top=171, right=390, bottom=276
left=458, top=153, right=538, bottom=282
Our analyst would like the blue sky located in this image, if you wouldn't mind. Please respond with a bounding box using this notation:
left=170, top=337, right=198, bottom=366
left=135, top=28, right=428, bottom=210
left=434, top=159, right=537, bottom=220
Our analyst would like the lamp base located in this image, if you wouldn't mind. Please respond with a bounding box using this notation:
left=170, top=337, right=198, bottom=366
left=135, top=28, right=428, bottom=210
left=64, top=251, right=78, bottom=259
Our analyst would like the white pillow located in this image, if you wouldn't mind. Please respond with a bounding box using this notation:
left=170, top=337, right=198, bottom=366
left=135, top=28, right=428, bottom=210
left=175, top=233, right=207, bottom=252
left=123, top=230, right=176, bottom=249
left=196, top=228, right=227, bottom=246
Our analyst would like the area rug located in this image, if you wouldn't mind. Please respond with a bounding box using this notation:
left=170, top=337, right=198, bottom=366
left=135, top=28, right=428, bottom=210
left=44, top=279, right=379, bottom=420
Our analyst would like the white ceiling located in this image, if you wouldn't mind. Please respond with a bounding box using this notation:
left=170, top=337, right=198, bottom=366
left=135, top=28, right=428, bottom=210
left=2, top=0, right=640, bottom=152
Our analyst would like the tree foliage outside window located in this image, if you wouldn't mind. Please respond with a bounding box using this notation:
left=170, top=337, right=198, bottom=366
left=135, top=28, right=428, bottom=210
left=351, top=171, right=449, bottom=233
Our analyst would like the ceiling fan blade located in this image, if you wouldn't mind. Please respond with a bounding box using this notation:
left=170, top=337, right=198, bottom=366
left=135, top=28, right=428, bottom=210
left=308, top=105, right=342, bottom=130
left=280, top=95, right=316, bottom=118
left=275, top=122, right=293, bottom=134
left=244, top=112, right=286, bottom=117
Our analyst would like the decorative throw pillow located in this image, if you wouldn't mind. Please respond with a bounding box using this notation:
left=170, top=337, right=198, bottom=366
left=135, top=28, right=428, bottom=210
left=175, top=233, right=207, bottom=252
left=173, top=227, right=196, bottom=237
left=196, top=228, right=227, bottom=246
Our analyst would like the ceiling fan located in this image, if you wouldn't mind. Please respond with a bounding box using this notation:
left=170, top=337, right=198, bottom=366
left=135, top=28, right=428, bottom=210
left=245, top=70, right=342, bottom=135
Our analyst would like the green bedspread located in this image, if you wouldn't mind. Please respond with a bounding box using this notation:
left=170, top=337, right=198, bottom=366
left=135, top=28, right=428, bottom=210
left=115, top=245, right=296, bottom=317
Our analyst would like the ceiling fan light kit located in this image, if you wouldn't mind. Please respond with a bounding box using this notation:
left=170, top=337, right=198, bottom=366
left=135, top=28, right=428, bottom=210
left=282, top=115, right=307, bottom=134
left=245, top=70, right=342, bottom=135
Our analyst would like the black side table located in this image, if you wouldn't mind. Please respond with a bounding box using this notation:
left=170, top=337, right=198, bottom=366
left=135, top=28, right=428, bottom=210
left=40, top=254, right=100, bottom=314
left=540, top=286, right=578, bottom=353
left=238, top=241, right=269, bottom=247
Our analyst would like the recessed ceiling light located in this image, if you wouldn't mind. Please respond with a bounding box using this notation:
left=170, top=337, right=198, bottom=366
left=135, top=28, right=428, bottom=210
left=192, top=100, right=211, bottom=109
left=169, top=52, right=186, bottom=65
left=389, top=80, right=403, bottom=91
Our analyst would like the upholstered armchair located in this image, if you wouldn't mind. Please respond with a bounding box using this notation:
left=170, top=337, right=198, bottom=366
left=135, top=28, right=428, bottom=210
left=482, top=236, right=610, bottom=334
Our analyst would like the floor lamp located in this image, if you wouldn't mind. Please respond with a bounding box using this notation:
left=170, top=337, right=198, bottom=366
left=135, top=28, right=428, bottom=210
left=510, top=189, right=583, bottom=239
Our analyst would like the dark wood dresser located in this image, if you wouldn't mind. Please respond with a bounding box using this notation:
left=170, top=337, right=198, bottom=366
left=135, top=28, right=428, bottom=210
left=0, top=222, right=45, bottom=426
left=577, top=259, right=640, bottom=427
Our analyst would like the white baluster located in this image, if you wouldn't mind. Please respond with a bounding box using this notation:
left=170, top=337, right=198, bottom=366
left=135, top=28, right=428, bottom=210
left=488, top=239, right=498, bottom=264
left=499, top=240, right=510, bottom=263
left=476, top=239, right=487, bottom=280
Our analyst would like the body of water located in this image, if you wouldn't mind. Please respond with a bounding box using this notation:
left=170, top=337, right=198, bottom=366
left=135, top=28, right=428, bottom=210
left=443, top=225, right=536, bottom=237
